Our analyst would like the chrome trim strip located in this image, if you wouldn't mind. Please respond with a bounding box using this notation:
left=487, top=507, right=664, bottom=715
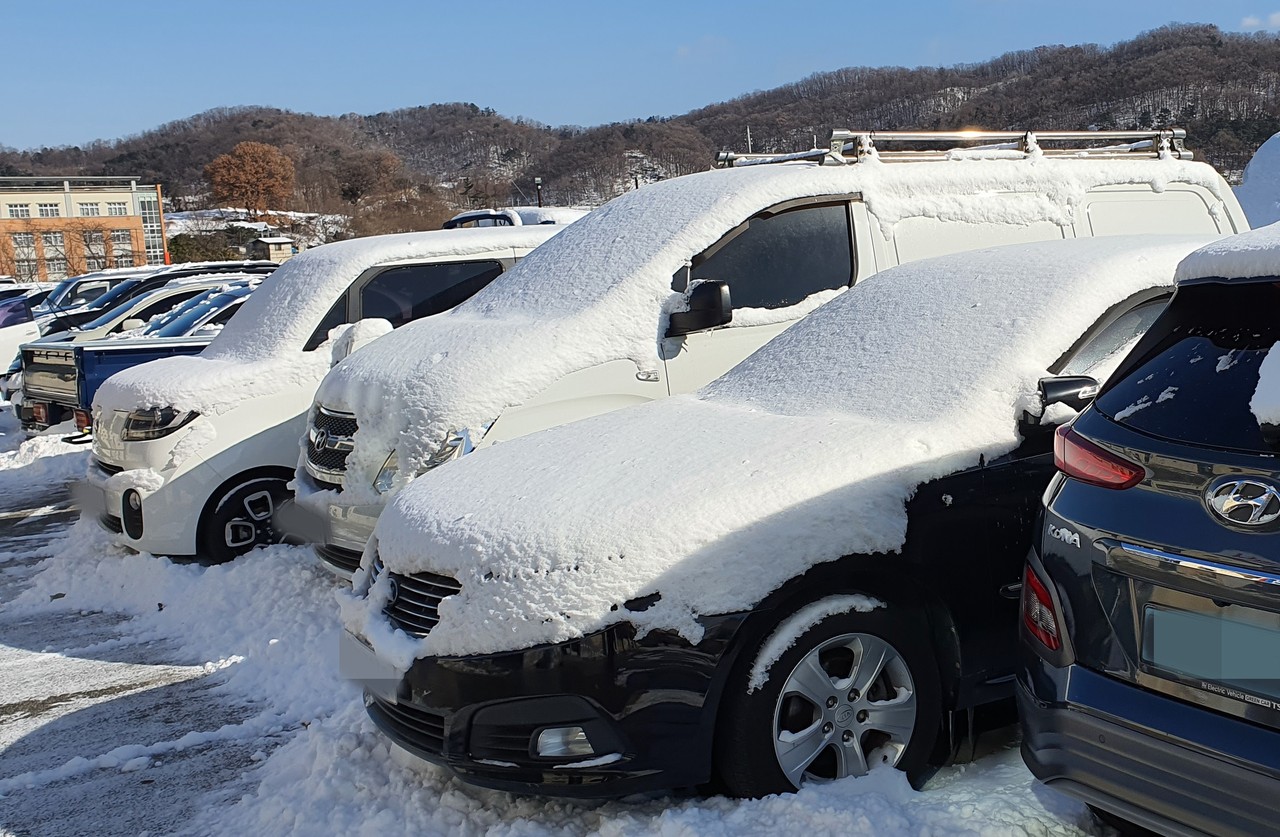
left=317, top=406, right=357, bottom=419
left=1119, top=542, right=1280, bottom=588
left=304, top=459, right=346, bottom=485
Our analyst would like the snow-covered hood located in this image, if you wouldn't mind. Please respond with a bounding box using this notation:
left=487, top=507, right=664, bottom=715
left=91, top=226, right=562, bottom=420
left=344, top=235, right=1211, bottom=664
left=316, top=155, right=1231, bottom=499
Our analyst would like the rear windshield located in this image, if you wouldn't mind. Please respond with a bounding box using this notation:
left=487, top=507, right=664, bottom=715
left=1096, top=281, right=1280, bottom=454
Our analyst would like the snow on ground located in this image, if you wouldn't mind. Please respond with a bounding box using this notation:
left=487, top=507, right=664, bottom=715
left=0, top=402, right=1100, bottom=835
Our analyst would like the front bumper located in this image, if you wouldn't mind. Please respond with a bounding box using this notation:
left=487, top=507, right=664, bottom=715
left=287, top=475, right=385, bottom=578
left=350, top=614, right=748, bottom=798
left=1019, top=659, right=1280, bottom=837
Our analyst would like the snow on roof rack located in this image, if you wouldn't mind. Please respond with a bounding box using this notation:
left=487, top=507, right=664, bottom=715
left=714, top=129, right=1191, bottom=167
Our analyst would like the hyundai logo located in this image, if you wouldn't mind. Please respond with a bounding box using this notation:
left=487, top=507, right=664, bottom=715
left=309, top=427, right=330, bottom=450
left=1207, top=479, right=1280, bottom=526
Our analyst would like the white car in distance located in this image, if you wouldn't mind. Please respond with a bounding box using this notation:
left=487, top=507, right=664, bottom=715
left=85, top=224, right=570, bottom=562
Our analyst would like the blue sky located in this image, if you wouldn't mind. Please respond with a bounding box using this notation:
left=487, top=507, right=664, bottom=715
left=5, top=0, right=1278, bottom=150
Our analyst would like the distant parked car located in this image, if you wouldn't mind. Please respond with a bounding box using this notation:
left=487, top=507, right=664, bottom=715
left=1019, top=226, right=1280, bottom=837
left=20, top=280, right=260, bottom=433
left=442, top=206, right=588, bottom=229
left=19, top=274, right=262, bottom=432
left=339, top=235, right=1208, bottom=800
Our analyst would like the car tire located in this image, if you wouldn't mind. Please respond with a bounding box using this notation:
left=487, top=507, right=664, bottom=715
left=198, top=475, right=290, bottom=564
left=713, top=596, right=942, bottom=798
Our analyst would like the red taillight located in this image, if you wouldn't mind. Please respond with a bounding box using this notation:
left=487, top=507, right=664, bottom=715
left=74, top=409, right=91, bottom=432
left=31, top=402, right=48, bottom=425
left=1053, top=425, right=1143, bottom=489
left=1022, top=564, right=1061, bottom=651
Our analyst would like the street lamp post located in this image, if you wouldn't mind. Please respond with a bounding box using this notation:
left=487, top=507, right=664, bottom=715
left=534, top=177, right=543, bottom=208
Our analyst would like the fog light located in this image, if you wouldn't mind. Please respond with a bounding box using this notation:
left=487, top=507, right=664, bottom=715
left=122, top=489, right=144, bottom=539
left=535, top=726, right=594, bottom=758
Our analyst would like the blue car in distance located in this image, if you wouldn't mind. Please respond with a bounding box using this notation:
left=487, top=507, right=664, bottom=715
left=1019, top=227, right=1280, bottom=837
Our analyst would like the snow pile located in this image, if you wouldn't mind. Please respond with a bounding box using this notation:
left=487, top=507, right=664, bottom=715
left=208, top=711, right=1094, bottom=835
left=1236, top=132, right=1280, bottom=227
left=91, top=226, right=563, bottom=420
left=349, top=236, right=1206, bottom=661
left=1254, top=341, right=1280, bottom=426
left=314, top=155, right=1230, bottom=501
left=1175, top=220, right=1280, bottom=283
left=0, top=413, right=89, bottom=486
left=4, top=525, right=353, bottom=793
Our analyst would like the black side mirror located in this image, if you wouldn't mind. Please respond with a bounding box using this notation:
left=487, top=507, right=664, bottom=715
left=1039, top=375, right=1100, bottom=413
left=667, top=280, right=732, bottom=337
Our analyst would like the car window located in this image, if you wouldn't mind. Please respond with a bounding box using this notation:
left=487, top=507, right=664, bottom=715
left=114, top=289, right=203, bottom=332
left=304, top=297, right=347, bottom=352
left=359, top=261, right=504, bottom=328
left=684, top=202, right=853, bottom=310
left=1058, top=298, right=1169, bottom=380
left=1096, top=282, right=1280, bottom=454
left=69, top=279, right=111, bottom=306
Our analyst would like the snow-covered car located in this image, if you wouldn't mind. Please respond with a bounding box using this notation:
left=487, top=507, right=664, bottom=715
left=340, top=234, right=1212, bottom=799
left=86, top=225, right=569, bottom=562
left=295, top=128, right=1248, bottom=579
left=18, top=274, right=263, bottom=432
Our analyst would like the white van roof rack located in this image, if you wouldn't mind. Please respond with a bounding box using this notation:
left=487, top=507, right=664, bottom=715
left=714, top=129, right=1190, bottom=167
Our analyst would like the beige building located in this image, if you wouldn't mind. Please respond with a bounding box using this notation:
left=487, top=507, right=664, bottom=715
left=0, top=177, right=168, bottom=281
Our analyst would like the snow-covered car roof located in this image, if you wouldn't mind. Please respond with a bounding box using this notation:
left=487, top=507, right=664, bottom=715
left=350, top=234, right=1212, bottom=664
left=1174, top=220, right=1280, bottom=283
left=444, top=206, right=588, bottom=228
left=93, top=225, right=565, bottom=417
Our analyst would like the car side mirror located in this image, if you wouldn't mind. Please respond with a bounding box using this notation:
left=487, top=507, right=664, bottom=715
left=121, top=318, right=146, bottom=331
left=329, top=317, right=394, bottom=367
left=1039, top=375, right=1100, bottom=413
left=667, top=280, right=732, bottom=338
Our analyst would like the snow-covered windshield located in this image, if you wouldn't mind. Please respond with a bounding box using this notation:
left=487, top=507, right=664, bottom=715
left=147, top=285, right=254, bottom=337
left=142, top=287, right=220, bottom=334
left=701, top=236, right=1212, bottom=423
left=76, top=278, right=145, bottom=316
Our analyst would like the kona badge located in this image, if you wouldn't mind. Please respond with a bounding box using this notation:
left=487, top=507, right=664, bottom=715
left=1207, top=479, right=1280, bottom=526
left=1049, top=524, right=1081, bottom=548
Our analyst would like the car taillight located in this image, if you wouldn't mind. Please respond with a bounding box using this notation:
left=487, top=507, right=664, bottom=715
left=1053, top=425, right=1143, bottom=489
left=74, top=409, right=91, bottom=432
left=1022, top=565, right=1061, bottom=651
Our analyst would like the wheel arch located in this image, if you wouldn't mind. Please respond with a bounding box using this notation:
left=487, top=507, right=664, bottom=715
left=196, top=464, right=296, bottom=545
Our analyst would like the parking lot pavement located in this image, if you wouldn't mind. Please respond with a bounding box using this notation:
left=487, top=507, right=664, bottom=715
left=0, top=483, right=270, bottom=837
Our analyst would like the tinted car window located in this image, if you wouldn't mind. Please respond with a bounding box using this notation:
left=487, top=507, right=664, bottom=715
left=360, top=261, right=503, bottom=328
left=304, top=297, right=347, bottom=352
left=687, top=203, right=852, bottom=310
left=1059, top=299, right=1168, bottom=379
left=1096, top=281, right=1280, bottom=454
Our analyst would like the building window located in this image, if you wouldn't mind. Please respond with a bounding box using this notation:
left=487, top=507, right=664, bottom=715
left=6, top=204, right=30, bottom=219
left=110, top=229, right=134, bottom=267
left=41, top=232, right=67, bottom=279
left=107, top=202, right=128, bottom=216
left=137, top=194, right=165, bottom=264
left=45, top=258, right=68, bottom=280
left=78, top=202, right=101, bottom=217
left=83, top=231, right=107, bottom=271
left=10, top=233, right=37, bottom=281
left=37, top=203, right=61, bottom=218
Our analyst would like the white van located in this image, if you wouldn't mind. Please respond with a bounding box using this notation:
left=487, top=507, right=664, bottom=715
left=85, top=224, right=570, bottom=562
left=292, top=129, right=1250, bottom=577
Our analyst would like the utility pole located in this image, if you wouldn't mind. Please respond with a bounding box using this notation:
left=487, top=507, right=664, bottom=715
left=534, top=176, right=543, bottom=208
left=746, top=126, right=753, bottom=154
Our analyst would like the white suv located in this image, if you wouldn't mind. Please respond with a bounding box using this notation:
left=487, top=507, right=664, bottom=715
left=85, top=224, right=569, bottom=562
left=292, top=129, right=1250, bottom=577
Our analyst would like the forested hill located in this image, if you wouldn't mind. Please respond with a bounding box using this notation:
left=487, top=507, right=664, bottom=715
left=4, top=23, right=1279, bottom=216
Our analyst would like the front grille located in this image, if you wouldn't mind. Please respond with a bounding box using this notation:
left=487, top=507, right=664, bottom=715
left=99, top=514, right=123, bottom=534
left=316, top=543, right=363, bottom=574
left=371, top=556, right=461, bottom=638
left=367, top=695, right=446, bottom=756
left=305, top=407, right=357, bottom=479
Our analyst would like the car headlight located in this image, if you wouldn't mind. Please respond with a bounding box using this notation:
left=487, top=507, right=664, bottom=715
left=373, top=450, right=399, bottom=494
left=424, top=428, right=473, bottom=472
left=371, top=429, right=475, bottom=495
left=122, top=407, right=198, bottom=441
